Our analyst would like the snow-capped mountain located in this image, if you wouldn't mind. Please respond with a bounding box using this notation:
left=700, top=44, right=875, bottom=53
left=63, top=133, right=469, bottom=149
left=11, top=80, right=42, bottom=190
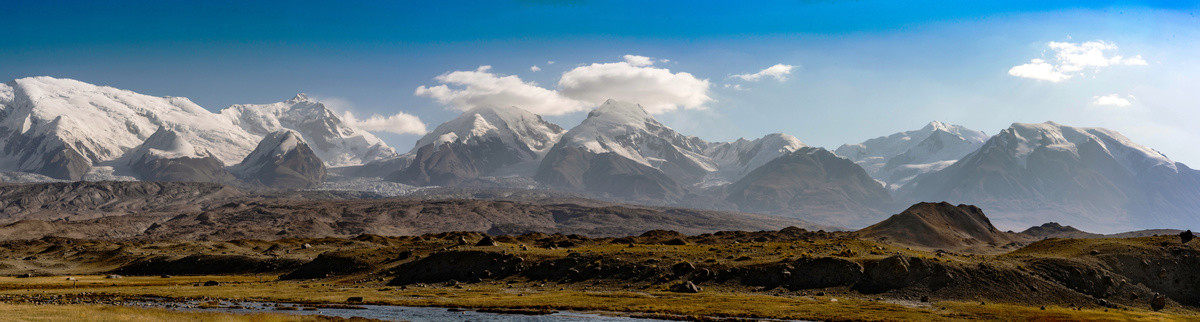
left=124, top=127, right=236, bottom=183
left=220, top=94, right=396, bottom=167
left=543, top=99, right=715, bottom=184
left=233, top=130, right=326, bottom=188
left=0, top=77, right=259, bottom=179
left=126, top=127, right=214, bottom=162
left=900, top=121, right=1200, bottom=232
left=835, top=121, right=987, bottom=190
left=386, top=105, right=564, bottom=186
left=703, top=133, right=807, bottom=185
left=412, top=105, right=565, bottom=162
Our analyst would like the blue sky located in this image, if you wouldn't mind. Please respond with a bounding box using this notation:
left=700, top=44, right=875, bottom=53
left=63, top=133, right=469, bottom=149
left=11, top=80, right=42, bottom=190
left=4, top=1, right=1200, bottom=164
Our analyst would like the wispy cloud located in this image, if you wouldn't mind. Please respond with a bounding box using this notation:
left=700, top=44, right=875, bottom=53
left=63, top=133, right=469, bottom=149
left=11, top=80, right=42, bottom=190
left=731, top=64, right=796, bottom=82
left=1009, top=40, right=1147, bottom=82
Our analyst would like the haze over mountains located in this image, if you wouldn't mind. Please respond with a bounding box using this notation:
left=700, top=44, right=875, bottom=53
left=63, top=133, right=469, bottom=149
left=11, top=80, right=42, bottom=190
left=1, top=76, right=1198, bottom=233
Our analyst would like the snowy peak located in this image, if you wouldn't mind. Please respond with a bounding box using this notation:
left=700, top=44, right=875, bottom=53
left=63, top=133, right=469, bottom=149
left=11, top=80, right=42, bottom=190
left=704, top=133, right=807, bottom=182
left=233, top=129, right=326, bottom=188
left=990, top=121, right=1177, bottom=174
left=288, top=93, right=311, bottom=103
left=221, top=94, right=397, bottom=167
left=835, top=121, right=987, bottom=189
left=586, top=99, right=653, bottom=124
left=235, top=130, right=307, bottom=172
left=0, top=77, right=260, bottom=178
left=559, top=99, right=711, bottom=172
left=412, top=105, right=565, bottom=160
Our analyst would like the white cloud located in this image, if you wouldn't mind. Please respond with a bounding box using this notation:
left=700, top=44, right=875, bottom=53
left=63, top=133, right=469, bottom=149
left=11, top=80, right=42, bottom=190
left=309, top=95, right=428, bottom=135
left=1092, top=94, right=1133, bottom=107
left=1008, top=59, right=1071, bottom=82
left=416, top=56, right=712, bottom=115
left=558, top=58, right=712, bottom=114
left=723, top=83, right=746, bottom=91
left=1009, top=40, right=1147, bottom=82
left=530, top=65, right=541, bottom=72
left=622, top=55, right=654, bottom=67
left=341, top=110, right=427, bottom=135
left=414, top=65, right=589, bottom=116
left=546, top=60, right=555, bottom=65
left=731, top=64, right=796, bottom=82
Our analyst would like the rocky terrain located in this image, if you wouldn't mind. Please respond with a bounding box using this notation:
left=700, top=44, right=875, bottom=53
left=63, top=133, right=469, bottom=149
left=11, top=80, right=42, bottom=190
left=0, top=182, right=821, bottom=241
left=0, top=220, right=1196, bottom=318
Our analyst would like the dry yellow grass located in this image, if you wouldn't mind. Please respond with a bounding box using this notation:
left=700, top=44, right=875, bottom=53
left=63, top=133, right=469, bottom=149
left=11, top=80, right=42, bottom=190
left=0, top=303, right=311, bottom=321
left=3, top=275, right=1197, bottom=321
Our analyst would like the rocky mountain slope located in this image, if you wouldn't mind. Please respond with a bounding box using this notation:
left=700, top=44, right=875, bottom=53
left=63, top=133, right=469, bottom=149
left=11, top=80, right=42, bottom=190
left=232, top=130, right=326, bottom=189
left=899, top=122, right=1200, bottom=233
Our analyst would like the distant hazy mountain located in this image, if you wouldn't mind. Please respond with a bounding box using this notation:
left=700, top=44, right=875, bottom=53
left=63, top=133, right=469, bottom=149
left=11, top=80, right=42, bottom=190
left=836, top=121, right=987, bottom=190
left=725, top=147, right=893, bottom=227
left=221, top=94, right=397, bottom=167
left=0, top=77, right=260, bottom=179
left=900, top=122, right=1200, bottom=232
left=703, top=133, right=807, bottom=185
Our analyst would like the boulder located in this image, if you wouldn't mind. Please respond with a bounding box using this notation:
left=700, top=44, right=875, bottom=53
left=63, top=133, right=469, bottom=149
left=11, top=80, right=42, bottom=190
left=671, top=281, right=701, bottom=293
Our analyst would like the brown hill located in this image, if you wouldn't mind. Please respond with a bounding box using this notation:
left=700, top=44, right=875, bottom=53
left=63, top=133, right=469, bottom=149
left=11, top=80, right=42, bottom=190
left=1020, top=222, right=1102, bottom=239
left=856, top=202, right=1029, bottom=250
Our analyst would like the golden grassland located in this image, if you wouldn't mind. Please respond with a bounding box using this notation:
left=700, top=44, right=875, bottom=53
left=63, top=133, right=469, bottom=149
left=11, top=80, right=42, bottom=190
left=2, top=275, right=1196, bottom=321
left=0, top=302, right=314, bottom=322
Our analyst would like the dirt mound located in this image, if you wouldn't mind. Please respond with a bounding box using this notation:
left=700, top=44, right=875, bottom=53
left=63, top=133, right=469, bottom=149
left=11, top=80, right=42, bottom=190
left=855, top=202, right=1029, bottom=250
left=281, top=252, right=373, bottom=280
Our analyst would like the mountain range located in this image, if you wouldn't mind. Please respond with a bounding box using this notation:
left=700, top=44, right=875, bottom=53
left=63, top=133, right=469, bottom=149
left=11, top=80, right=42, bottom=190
left=2, top=76, right=1198, bottom=233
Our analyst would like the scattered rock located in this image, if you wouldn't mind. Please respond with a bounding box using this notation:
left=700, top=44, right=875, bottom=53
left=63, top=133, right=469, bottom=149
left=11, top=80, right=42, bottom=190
left=671, top=262, right=696, bottom=275
left=301, top=243, right=313, bottom=249
left=920, top=296, right=929, bottom=302
left=1181, top=230, right=1194, bottom=244
left=670, top=281, right=701, bottom=293
left=105, top=275, right=123, bottom=279
left=203, top=280, right=221, bottom=286
left=160, top=275, right=172, bottom=278
left=346, top=297, right=364, bottom=303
